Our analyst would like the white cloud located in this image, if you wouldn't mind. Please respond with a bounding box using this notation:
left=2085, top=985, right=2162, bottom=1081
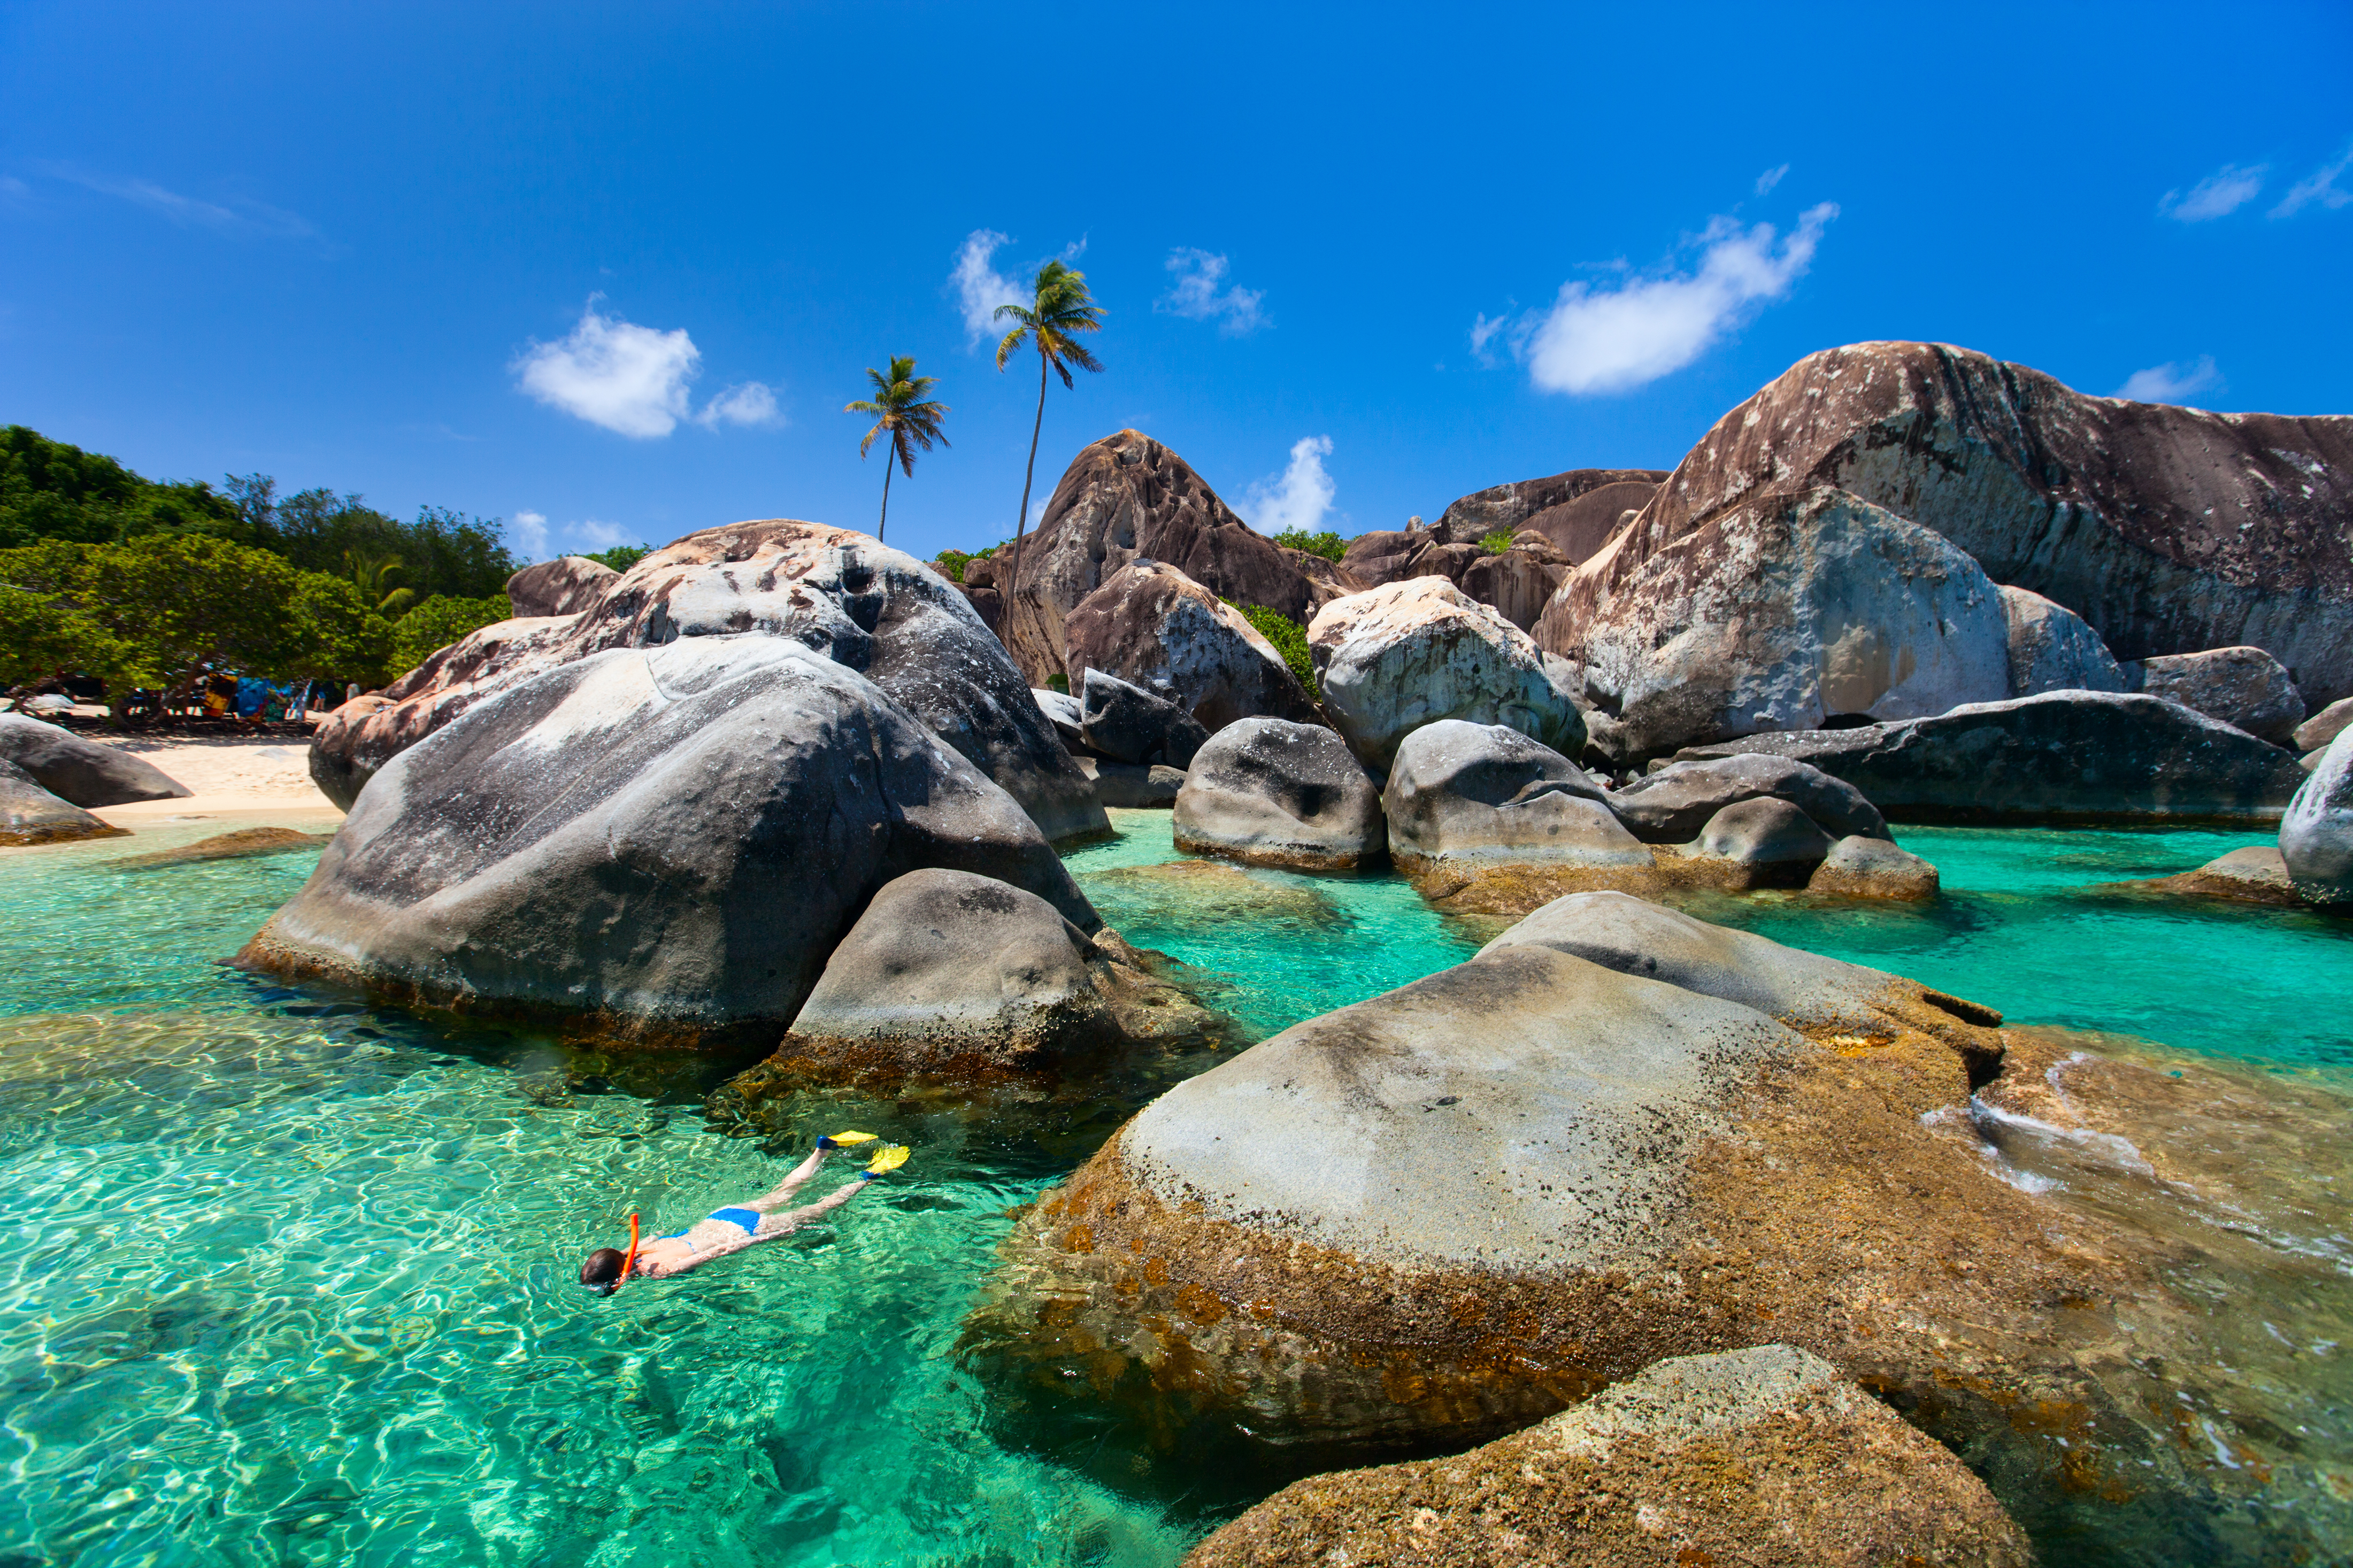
left=695, top=381, right=782, bottom=428
left=1469, top=312, right=1511, bottom=367
left=952, top=229, right=1029, bottom=345
left=513, top=303, right=699, bottom=438
left=509, top=509, right=550, bottom=560
left=576, top=520, right=632, bottom=550
left=2113, top=355, right=2223, bottom=404
left=1158, top=249, right=1267, bottom=335
left=1755, top=164, right=1789, bottom=196
left=45, top=166, right=318, bottom=239
left=2160, top=164, right=2267, bottom=222
left=1496, top=203, right=1837, bottom=396
left=2272, top=144, right=2352, bottom=217
left=1246, top=436, right=1336, bottom=536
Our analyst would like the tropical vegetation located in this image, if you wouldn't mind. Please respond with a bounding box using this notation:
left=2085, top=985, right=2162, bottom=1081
left=995, top=260, right=1104, bottom=581
left=1231, top=600, right=1318, bottom=697
left=1272, top=527, right=1347, bottom=562
left=844, top=357, right=950, bottom=543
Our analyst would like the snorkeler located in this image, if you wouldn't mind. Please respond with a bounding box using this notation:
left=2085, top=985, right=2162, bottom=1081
left=580, top=1132, right=909, bottom=1294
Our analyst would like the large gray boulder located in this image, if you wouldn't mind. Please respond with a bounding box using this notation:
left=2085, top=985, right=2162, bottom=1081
left=1544, top=486, right=2012, bottom=757
left=734, top=868, right=1206, bottom=1086
left=1173, top=717, right=1383, bottom=870
left=2280, top=726, right=2353, bottom=905
left=310, top=521, right=1108, bottom=844
left=1677, top=691, right=2308, bottom=823
left=2131, top=645, right=2306, bottom=744
left=994, top=430, right=1324, bottom=686
left=0, top=714, right=190, bottom=806
left=1185, top=1345, right=2032, bottom=1568
left=504, top=554, right=617, bottom=618
left=0, top=759, right=127, bottom=846
left=1381, top=720, right=1645, bottom=882
left=1032, top=686, right=1086, bottom=753
left=1308, top=578, right=1586, bottom=771
left=1547, top=340, right=2353, bottom=706
left=2000, top=584, right=2127, bottom=696
left=1078, top=669, right=1209, bottom=768
left=1061, top=559, right=1316, bottom=729
left=1610, top=753, right=1888, bottom=843
left=244, top=637, right=1094, bottom=1048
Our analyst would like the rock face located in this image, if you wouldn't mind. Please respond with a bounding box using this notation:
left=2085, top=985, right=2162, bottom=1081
left=2000, top=584, right=2127, bottom=697
left=739, top=868, right=1193, bottom=1085
left=996, top=431, right=1323, bottom=687
left=1678, top=691, right=2309, bottom=823
left=1308, top=579, right=1586, bottom=771
left=1432, top=467, right=1670, bottom=549
left=308, top=521, right=1108, bottom=844
left=1079, top=670, right=1210, bottom=768
left=1060, top=560, right=1316, bottom=729
left=1083, top=759, right=1188, bottom=809
left=0, top=759, right=127, bottom=846
left=0, top=714, right=190, bottom=806
left=1456, top=541, right=1566, bottom=632
left=1610, top=754, right=1889, bottom=843
left=1336, top=527, right=1479, bottom=590
left=1183, top=1345, right=2032, bottom=1568
left=1173, top=717, right=1385, bottom=870
left=245, top=637, right=1095, bottom=1048
left=1033, top=686, right=1086, bottom=752
left=2132, top=646, right=2306, bottom=744
left=1519, top=479, right=1664, bottom=565
left=1574, top=341, right=2353, bottom=705
left=2280, top=726, right=2353, bottom=904
left=505, top=555, right=618, bottom=618
left=1382, top=720, right=1645, bottom=884
left=1544, top=486, right=2012, bottom=758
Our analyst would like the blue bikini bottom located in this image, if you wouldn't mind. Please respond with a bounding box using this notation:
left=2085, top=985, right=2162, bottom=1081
left=662, top=1207, right=762, bottom=1241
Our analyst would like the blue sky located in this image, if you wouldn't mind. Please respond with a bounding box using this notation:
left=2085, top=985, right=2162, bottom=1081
left=4, top=2, right=2349, bottom=568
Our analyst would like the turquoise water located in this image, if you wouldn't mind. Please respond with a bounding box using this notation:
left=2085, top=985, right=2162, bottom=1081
left=0, top=810, right=2347, bottom=1564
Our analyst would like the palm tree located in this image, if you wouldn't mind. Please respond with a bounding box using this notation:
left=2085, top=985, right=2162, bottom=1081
left=844, top=356, right=951, bottom=543
left=994, top=260, right=1104, bottom=581
left=343, top=549, right=414, bottom=616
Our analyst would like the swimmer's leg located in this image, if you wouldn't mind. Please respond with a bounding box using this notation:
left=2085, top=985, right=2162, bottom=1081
left=753, top=1172, right=878, bottom=1238
left=744, top=1140, right=836, bottom=1212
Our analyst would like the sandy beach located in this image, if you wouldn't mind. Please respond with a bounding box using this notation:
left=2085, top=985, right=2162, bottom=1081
left=84, top=730, right=345, bottom=824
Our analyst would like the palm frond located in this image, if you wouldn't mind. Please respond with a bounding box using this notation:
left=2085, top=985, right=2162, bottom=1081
left=995, top=325, right=1031, bottom=370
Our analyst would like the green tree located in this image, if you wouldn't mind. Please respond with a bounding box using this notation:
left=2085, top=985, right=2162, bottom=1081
left=580, top=543, right=653, bottom=573
left=80, top=534, right=305, bottom=701
left=388, top=593, right=514, bottom=676
left=0, top=584, right=147, bottom=697
left=844, top=356, right=950, bottom=543
left=994, top=260, right=1105, bottom=582
left=1272, top=528, right=1347, bottom=562
left=1, top=426, right=244, bottom=549
left=343, top=547, right=417, bottom=616
left=289, top=573, right=395, bottom=688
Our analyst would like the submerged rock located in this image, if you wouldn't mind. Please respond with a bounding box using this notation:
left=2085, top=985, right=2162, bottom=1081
left=1062, top=559, right=1316, bottom=729
left=2121, top=844, right=2303, bottom=907
left=0, top=759, right=128, bottom=846
left=2001, top=583, right=2127, bottom=697
left=1185, top=1345, right=2032, bottom=1568
left=1083, top=857, right=1344, bottom=931
left=1808, top=832, right=1941, bottom=899
left=1677, top=691, right=2307, bottom=823
left=107, top=826, right=333, bottom=871
left=0, top=714, right=189, bottom=806
left=2132, top=645, right=2307, bottom=744
left=310, top=521, right=1108, bottom=844
left=1308, top=579, right=1586, bottom=772
left=1546, top=485, right=2012, bottom=757
left=1173, top=717, right=1385, bottom=870
left=2280, top=725, right=2353, bottom=905
left=721, top=869, right=1209, bottom=1089
left=1079, top=670, right=1210, bottom=769
left=245, top=637, right=1093, bottom=1048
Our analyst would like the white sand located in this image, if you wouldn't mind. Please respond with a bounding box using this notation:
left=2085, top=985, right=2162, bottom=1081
left=86, top=732, right=344, bottom=820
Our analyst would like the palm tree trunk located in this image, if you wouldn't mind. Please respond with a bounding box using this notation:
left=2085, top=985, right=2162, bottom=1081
left=1010, top=348, right=1049, bottom=586
left=878, top=452, right=894, bottom=542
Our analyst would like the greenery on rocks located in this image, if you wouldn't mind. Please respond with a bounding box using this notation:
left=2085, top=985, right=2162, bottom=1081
left=1231, top=600, right=1319, bottom=696
left=388, top=594, right=514, bottom=675
left=1272, top=527, right=1347, bottom=562
left=1479, top=527, right=1515, bottom=554
left=933, top=544, right=1002, bottom=584
left=580, top=543, right=653, bottom=573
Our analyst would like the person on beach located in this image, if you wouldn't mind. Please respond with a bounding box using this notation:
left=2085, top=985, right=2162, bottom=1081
left=580, top=1132, right=908, bottom=1294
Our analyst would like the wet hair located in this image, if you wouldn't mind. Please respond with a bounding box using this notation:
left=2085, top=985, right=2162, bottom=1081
left=581, top=1247, right=625, bottom=1295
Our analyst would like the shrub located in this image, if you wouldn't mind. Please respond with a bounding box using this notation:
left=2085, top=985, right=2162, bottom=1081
left=933, top=544, right=1005, bottom=584
left=1229, top=600, right=1318, bottom=696
left=1044, top=670, right=1069, bottom=694
left=388, top=593, right=514, bottom=677
left=1272, top=528, right=1347, bottom=562
left=580, top=543, right=652, bottom=573
left=1478, top=528, right=1514, bottom=555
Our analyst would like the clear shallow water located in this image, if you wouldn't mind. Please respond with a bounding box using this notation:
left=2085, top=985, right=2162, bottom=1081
left=0, top=810, right=2346, bottom=1565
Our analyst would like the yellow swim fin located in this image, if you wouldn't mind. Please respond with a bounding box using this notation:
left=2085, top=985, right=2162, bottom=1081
left=824, top=1130, right=879, bottom=1147
left=864, top=1144, right=910, bottom=1176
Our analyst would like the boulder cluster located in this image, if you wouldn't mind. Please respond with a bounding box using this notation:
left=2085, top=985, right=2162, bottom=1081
left=0, top=713, right=188, bottom=845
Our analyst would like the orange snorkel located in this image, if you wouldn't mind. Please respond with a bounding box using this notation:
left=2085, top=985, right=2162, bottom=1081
left=616, top=1212, right=641, bottom=1292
